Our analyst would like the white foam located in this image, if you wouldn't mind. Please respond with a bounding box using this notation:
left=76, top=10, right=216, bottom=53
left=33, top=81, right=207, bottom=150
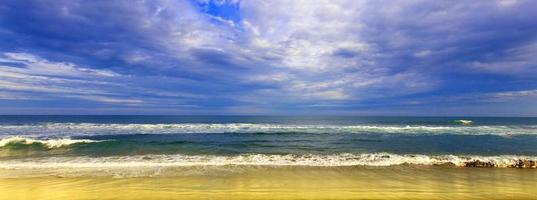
left=0, top=123, right=535, bottom=137
left=1, top=153, right=535, bottom=169
left=453, top=120, right=473, bottom=125
left=0, top=137, right=100, bottom=148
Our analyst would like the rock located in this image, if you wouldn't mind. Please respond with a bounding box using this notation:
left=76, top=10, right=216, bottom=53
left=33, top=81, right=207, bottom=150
left=512, top=159, right=536, bottom=168
left=433, top=162, right=457, bottom=167
left=464, top=160, right=495, bottom=168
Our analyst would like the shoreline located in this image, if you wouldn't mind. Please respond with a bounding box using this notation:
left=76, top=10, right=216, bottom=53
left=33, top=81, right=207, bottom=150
left=3, top=164, right=536, bottom=178
left=2, top=153, right=536, bottom=172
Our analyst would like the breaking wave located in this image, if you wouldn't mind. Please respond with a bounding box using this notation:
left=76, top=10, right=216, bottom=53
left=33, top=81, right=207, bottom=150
left=1, top=153, right=536, bottom=169
left=1, top=123, right=536, bottom=137
left=0, top=137, right=102, bottom=149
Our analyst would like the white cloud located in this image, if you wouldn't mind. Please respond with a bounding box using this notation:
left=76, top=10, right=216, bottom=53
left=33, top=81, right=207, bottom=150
left=0, top=52, right=199, bottom=105
left=494, top=89, right=537, bottom=98
left=3, top=52, right=119, bottom=77
left=209, top=0, right=436, bottom=103
left=0, top=91, right=34, bottom=100
left=497, top=0, right=519, bottom=7
left=239, top=0, right=368, bottom=70
left=3, top=0, right=534, bottom=114
left=65, top=94, right=144, bottom=104
left=414, top=50, right=432, bottom=58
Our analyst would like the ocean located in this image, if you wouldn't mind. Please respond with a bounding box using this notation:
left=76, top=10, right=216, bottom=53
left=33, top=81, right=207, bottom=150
left=1, top=115, right=536, bottom=199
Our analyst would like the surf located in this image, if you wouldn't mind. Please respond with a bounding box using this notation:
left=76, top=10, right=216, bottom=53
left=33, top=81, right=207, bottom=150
left=1, top=153, right=536, bottom=169
left=0, top=137, right=102, bottom=149
left=1, top=123, right=536, bottom=137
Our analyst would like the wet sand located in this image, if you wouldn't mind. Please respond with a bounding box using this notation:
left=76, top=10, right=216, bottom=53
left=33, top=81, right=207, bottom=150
left=1, top=166, right=536, bottom=199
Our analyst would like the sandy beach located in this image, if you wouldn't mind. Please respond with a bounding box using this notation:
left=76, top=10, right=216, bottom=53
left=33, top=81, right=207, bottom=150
left=1, top=166, right=536, bottom=200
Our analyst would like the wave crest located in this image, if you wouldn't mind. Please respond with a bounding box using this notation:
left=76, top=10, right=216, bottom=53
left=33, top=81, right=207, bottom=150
left=1, top=123, right=536, bottom=136
left=0, top=137, right=101, bottom=149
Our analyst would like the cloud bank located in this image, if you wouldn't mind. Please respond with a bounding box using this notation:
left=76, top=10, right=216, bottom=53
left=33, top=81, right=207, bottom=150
left=0, top=0, right=536, bottom=115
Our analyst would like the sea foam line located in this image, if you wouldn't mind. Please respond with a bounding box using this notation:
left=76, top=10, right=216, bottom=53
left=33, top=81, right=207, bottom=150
left=0, top=123, right=536, bottom=136
left=1, top=153, right=536, bottom=168
left=0, top=137, right=101, bottom=148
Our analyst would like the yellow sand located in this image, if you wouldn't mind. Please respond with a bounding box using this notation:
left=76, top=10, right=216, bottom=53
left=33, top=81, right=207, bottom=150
left=1, top=166, right=536, bottom=200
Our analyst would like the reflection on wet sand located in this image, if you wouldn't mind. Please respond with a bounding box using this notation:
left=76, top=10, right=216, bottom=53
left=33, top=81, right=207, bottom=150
left=1, top=166, right=536, bottom=199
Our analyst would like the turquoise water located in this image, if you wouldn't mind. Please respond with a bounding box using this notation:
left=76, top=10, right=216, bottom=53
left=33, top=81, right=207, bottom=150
left=1, top=116, right=537, bottom=168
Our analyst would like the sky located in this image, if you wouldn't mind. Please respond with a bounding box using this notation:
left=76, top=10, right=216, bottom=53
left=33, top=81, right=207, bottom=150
left=0, top=0, right=536, bottom=116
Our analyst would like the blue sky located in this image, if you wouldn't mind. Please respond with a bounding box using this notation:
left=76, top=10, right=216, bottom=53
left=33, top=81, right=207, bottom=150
left=0, top=0, right=536, bottom=115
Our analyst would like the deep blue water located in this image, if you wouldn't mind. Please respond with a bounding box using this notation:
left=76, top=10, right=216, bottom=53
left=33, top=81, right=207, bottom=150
left=1, top=115, right=537, bottom=125
left=1, top=115, right=537, bottom=159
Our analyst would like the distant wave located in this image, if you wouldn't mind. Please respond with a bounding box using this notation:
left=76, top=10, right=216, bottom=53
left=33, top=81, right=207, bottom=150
left=452, top=119, right=473, bottom=125
left=1, top=153, right=536, bottom=169
left=0, top=137, right=102, bottom=149
left=0, top=123, right=536, bottom=136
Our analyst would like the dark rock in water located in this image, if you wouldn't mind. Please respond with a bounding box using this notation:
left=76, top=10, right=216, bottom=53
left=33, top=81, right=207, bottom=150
left=433, top=162, right=457, bottom=167
left=511, top=159, right=537, bottom=168
left=464, top=160, right=495, bottom=168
